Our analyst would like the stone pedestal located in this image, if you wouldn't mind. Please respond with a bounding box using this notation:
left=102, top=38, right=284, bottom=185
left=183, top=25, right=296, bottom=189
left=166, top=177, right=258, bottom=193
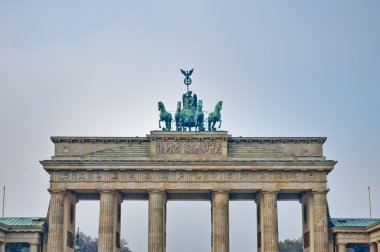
left=98, top=191, right=121, bottom=252
left=338, top=243, right=346, bottom=252
left=148, top=190, right=166, bottom=252
left=211, top=191, right=229, bottom=252
left=47, top=191, right=65, bottom=252
left=257, top=190, right=278, bottom=252
left=313, top=190, right=329, bottom=252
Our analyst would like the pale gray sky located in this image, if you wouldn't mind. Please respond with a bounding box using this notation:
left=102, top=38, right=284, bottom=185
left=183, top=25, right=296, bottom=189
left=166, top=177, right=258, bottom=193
left=0, top=1, right=379, bottom=252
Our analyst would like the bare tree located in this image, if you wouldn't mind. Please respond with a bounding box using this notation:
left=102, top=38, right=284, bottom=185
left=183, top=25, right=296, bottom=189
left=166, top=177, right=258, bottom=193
left=75, top=231, right=132, bottom=252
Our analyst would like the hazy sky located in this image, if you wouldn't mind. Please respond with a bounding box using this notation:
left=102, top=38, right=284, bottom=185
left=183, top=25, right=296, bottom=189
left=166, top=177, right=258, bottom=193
left=0, top=1, right=379, bottom=252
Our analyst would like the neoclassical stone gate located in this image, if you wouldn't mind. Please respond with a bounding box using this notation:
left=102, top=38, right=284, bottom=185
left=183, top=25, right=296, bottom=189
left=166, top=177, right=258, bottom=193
left=41, top=131, right=336, bottom=252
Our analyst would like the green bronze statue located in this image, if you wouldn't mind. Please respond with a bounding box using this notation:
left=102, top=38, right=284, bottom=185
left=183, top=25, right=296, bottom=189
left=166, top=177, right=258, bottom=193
left=157, top=69, right=223, bottom=132
left=158, top=101, right=172, bottom=131
left=194, top=100, right=205, bottom=131
left=175, top=101, right=183, bottom=131
left=207, top=101, right=222, bottom=131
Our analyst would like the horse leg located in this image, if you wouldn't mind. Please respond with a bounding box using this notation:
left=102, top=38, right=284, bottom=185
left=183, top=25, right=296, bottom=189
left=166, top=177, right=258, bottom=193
left=159, top=120, right=161, bottom=129
left=218, top=119, right=222, bottom=129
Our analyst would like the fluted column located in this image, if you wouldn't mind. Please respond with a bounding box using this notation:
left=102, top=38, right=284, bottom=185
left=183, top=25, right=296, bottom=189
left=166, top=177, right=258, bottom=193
left=0, top=242, right=5, bottom=252
left=338, top=243, right=346, bottom=252
left=212, top=190, right=229, bottom=252
left=98, top=191, right=117, bottom=252
left=29, top=243, right=38, bottom=252
left=257, top=190, right=278, bottom=252
left=313, top=190, right=329, bottom=252
left=47, top=190, right=65, bottom=252
left=370, top=243, right=377, bottom=252
left=148, top=190, right=166, bottom=252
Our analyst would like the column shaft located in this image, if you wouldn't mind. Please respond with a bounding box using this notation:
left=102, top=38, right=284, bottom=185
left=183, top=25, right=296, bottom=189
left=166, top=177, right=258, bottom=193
left=98, top=191, right=116, bottom=252
left=47, top=191, right=65, bottom=252
left=313, top=191, right=329, bottom=252
left=212, top=191, right=229, bottom=252
left=259, top=191, right=278, bottom=252
left=377, top=242, right=380, bottom=252
left=338, top=244, right=346, bottom=252
left=370, top=243, right=377, bottom=252
left=148, top=190, right=166, bottom=252
left=30, top=244, right=38, bottom=252
left=0, top=243, right=5, bottom=252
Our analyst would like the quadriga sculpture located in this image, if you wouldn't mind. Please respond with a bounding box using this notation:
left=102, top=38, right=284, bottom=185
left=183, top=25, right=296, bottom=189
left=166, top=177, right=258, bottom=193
left=158, top=101, right=172, bottom=131
left=207, top=101, right=223, bottom=131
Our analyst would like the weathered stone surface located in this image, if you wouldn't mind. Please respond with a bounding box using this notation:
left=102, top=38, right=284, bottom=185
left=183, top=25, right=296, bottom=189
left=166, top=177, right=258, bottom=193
left=42, top=131, right=336, bottom=252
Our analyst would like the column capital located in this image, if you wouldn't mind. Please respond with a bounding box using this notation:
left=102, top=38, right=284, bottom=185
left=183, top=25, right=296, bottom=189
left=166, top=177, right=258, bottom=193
left=48, top=189, right=65, bottom=194
left=99, top=190, right=121, bottom=195
left=212, top=189, right=230, bottom=194
left=312, top=189, right=329, bottom=194
left=147, top=189, right=166, bottom=194
left=261, top=189, right=280, bottom=194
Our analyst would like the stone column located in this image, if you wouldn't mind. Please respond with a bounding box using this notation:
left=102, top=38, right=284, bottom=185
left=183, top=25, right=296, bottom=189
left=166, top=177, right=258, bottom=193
left=370, top=243, right=377, bottom=252
left=337, top=243, right=346, bottom=252
left=211, top=190, right=229, bottom=252
left=377, top=242, right=380, bottom=252
left=312, top=190, right=329, bottom=252
left=0, top=242, right=5, bottom=252
left=98, top=191, right=120, bottom=252
left=257, top=190, right=279, bottom=252
left=148, top=190, right=166, bottom=252
left=30, top=243, right=39, bottom=252
left=47, top=190, right=65, bottom=252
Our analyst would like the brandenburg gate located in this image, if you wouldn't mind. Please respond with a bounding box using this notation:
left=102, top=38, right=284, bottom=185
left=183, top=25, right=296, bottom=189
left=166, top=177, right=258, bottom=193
left=41, top=70, right=336, bottom=252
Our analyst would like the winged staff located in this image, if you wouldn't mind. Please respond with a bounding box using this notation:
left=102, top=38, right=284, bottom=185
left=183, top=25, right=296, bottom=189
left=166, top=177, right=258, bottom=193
left=181, top=68, right=194, bottom=87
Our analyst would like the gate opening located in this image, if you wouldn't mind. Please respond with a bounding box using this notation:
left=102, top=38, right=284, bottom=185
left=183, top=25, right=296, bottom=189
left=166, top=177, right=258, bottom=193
left=167, top=201, right=211, bottom=252
left=230, top=201, right=257, bottom=252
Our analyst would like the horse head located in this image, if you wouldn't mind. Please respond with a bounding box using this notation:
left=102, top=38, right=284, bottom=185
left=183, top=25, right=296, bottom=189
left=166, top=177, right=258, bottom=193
left=176, top=101, right=181, bottom=112
left=197, top=100, right=203, bottom=111
left=215, top=101, right=223, bottom=111
left=158, top=101, right=164, bottom=111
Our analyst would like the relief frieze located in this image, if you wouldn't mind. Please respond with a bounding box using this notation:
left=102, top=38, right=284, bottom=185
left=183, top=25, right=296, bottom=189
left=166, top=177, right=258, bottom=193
left=156, top=141, right=223, bottom=155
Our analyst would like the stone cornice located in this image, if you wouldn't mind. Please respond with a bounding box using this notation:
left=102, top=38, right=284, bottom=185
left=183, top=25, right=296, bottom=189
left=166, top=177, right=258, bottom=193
left=51, top=135, right=327, bottom=144
left=228, top=137, right=327, bottom=144
left=40, top=159, right=336, bottom=172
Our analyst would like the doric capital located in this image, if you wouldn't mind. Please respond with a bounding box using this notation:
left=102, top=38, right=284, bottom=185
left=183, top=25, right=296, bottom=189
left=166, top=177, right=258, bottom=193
left=212, top=189, right=230, bottom=194
left=48, top=189, right=65, bottom=194
left=261, top=189, right=280, bottom=194
left=147, top=189, right=166, bottom=194
left=312, top=189, right=329, bottom=194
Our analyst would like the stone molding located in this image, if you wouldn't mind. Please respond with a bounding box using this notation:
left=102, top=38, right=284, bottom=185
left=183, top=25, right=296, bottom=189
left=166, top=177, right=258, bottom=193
left=50, top=169, right=327, bottom=184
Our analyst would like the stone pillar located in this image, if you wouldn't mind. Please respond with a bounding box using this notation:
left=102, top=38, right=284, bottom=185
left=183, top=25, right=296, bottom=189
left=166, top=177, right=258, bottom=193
left=30, top=243, right=39, bottom=252
left=0, top=242, right=5, bottom=252
left=337, top=243, right=346, bottom=252
left=377, top=242, right=380, bottom=252
left=148, top=190, right=166, bottom=252
left=313, top=190, right=329, bottom=252
left=63, top=192, right=76, bottom=252
left=370, top=243, right=377, bottom=252
left=211, top=190, right=229, bottom=252
left=257, top=190, right=279, bottom=252
left=98, top=191, right=121, bottom=252
left=47, top=190, right=65, bottom=252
